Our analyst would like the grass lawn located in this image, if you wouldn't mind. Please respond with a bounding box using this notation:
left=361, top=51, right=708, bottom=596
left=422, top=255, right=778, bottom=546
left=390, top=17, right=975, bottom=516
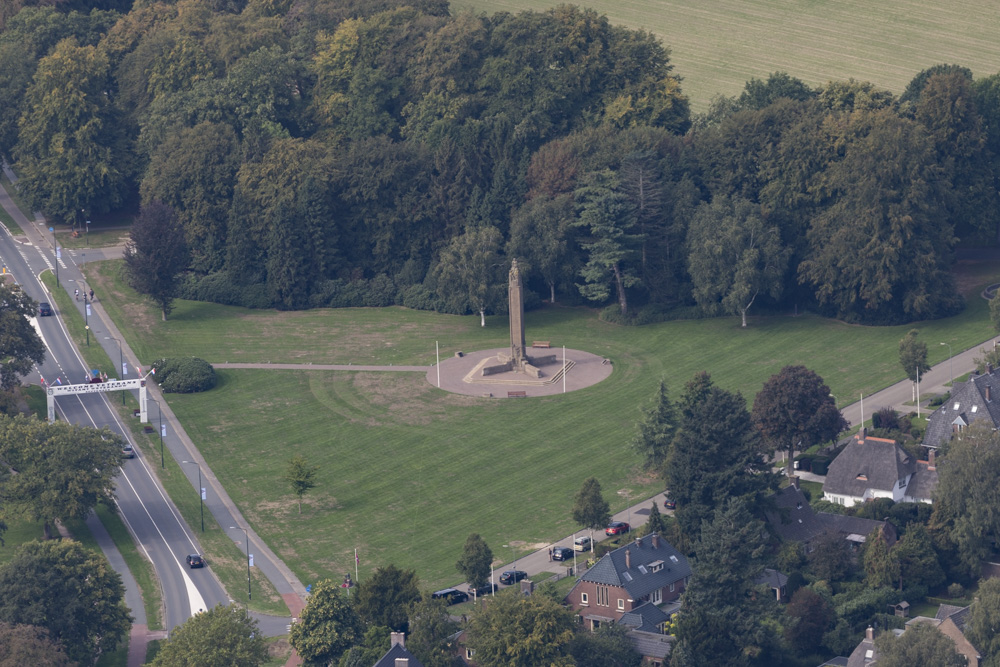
left=81, top=257, right=1000, bottom=593
left=453, top=0, right=1000, bottom=112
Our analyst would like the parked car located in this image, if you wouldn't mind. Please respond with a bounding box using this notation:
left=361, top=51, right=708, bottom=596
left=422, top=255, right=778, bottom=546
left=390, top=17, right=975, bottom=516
left=605, top=521, right=631, bottom=536
left=38, top=302, right=52, bottom=316
left=552, top=546, right=574, bottom=561
left=573, top=536, right=592, bottom=552
left=499, top=570, right=528, bottom=585
left=664, top=497, right=676, bottom=510
left=186, top=554, right=205, bottom=568
left=472, top=582, right=498, bottom=597
left=121, top=444, right=135, bottom=459
left=431, top=588, right=469, bottom=605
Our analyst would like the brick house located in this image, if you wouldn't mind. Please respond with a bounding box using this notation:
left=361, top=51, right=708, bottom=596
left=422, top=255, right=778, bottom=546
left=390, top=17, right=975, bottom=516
left=566, top=533, right=691, bottom=631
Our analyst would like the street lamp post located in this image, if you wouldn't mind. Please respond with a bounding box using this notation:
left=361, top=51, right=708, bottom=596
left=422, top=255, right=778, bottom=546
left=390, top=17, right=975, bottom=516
left=83, top=289, right=90, bottom=346
left=618, top=488, right=632, bottom=533
left=48, top=226, right=58, bottom=287
left=105, top=337, right=125, bottom=405
left=940, top=342, right=954, bottom=387
left=149, top=397, right=164, bottom=468
left=230, top=526, right=252, bottom=608
left=183, top=460, right=205, bottom=532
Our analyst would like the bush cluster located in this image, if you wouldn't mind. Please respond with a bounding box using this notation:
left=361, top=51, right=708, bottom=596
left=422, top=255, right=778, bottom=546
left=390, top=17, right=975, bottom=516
left=151, top=357, right=217, bottom=394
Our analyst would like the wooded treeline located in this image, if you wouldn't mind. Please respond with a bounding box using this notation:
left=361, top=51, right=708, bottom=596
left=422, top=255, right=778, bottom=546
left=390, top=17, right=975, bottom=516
left=2, top=0, right=999, bottom=324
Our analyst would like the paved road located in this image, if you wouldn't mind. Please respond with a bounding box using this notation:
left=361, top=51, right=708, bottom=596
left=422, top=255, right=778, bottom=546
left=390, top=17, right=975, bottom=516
left=0, top=169, right=305, bottom=664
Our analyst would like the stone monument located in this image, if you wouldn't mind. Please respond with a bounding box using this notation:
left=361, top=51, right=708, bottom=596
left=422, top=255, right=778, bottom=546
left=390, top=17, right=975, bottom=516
left=480, top=259, right=557, bottom=379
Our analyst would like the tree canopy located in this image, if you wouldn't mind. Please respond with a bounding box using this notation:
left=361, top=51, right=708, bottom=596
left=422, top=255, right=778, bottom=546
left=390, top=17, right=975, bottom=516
left=572, top=476, right=611, bottom=536
left=465, top=590, right=576, bottom=667
left=151, top=604, right=268, bottom=667
left=354, top=565, right=420, bottom=633
left=873, top=623, right=965, bottom=667
left=289, top=579, right=363, bottom=666
left=456, top=533, right=493, bottom=591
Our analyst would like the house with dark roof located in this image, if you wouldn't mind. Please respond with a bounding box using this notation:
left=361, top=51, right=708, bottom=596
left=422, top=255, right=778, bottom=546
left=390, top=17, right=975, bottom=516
left=626, top=629, right=673, bottom=666
left=900, top=605, right=981, bottom=667
left=925, top=365, right=1000, bottom=449
left=823, top=432, right=936, bottom=507
left=565, top=533, right=691, bottom=631
left=846, top=626, right=878, bottom=667
left=765, top=482, right=897, bottom=551
left=755, top=568, right=789, bottom=602
left=374, top=632, right=425, bottom=667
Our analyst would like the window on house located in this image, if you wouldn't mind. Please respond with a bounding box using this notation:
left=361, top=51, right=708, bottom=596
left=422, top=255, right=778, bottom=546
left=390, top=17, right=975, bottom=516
left=669, top=555, right=679, bottom=563
left=617, top=599, right=625, bottom=610
left=972, top=406, right=978, bottom=413
left=899, top=476, right=908, bottom=488
left=954, top=402, right=960, bottom=410
left=670, top=582, right=675, bottom=592
left=637, top=565, right=648, bottom=575
left=466, top=649, right=476, bottom=659
left=581, top=593, right=588, bottom=605
left=649, top=560, right=663, bottom=573
left=622, top=571, right=633, bottom=582
left=596, top=585, right=610, bottom=607
left=651, top=588, right=662, bottom=604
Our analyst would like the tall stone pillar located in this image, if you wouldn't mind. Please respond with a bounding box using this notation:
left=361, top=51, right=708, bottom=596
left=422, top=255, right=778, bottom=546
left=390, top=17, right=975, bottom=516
left=509, top=259, right=526, bottom=366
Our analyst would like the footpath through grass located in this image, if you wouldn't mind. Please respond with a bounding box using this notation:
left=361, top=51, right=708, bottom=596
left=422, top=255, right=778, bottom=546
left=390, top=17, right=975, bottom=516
left=86, top=259, right=1000, bottom=590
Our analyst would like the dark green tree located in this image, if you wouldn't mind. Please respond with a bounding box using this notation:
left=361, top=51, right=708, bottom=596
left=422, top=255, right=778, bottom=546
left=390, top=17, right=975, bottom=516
left=465, top=590, right=575, bottom=667
left=0, top=539, right=130, bottom=665
left=573, top=169, right=641, bottom=317
left=568, top=623, right=641, bottom=667
left=0, top=415, right=124, bottom=540
left=337, top=626, right=390, bottom=667
left=631, top=379, right=677, bottom=470
left=506, top=194, right=575, bottom=303
left=151, top=604, right=268, bottom=667
left=894, top=524, right=945, bottom=590
left=0, top=622, right=72, bottom=667
left=123, top=201, right=190, bottom=321
left=666, top=373, right=775, bottom=542
left=455, top=533, right=493, bottom=592
left=965, top=576, right=1000, bottom=664
left=646, top=501, right=666, bottom=536
left=283, top=454, right=319, bottom=514
left=862, top=525, right=900, bottom=589
left=289, top=579, right=363, bottom=666
left=354, top=565, right=420, bottom=633
left=898, top=329, right=930, bottom=383
left=572, top=477, right=611, bottom=541
left=930, top=422, right=1000, bottom=577
left=873, top=622, right=965, bottom=667
left=736, top=71, right=815, bottom=110
left=751, top=366, right=847, bottom=478
left=405, top=595, right=460, bottom=667
left=0, top=282, right=45, bottom=393
left=686, top=195, right=788, bottom=327
left=807, top=531, right=853, bottom=583
left=671, top=498, right=777, bottom=667
left=783, top=587, right=834, bottom=655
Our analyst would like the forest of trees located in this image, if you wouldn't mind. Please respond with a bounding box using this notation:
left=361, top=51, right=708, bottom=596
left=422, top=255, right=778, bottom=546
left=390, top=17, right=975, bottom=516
left=2, top=0, right=999, bottom=325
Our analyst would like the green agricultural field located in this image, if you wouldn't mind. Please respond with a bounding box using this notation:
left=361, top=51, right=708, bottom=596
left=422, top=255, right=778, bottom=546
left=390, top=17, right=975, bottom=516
left=453, top=0, right=1000, bottom=111
left=88, top=258, right=1000, bottom=590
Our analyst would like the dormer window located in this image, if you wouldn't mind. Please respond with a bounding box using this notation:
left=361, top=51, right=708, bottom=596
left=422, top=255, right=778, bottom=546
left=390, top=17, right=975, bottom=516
left=649, top=560, right=664, bottom=573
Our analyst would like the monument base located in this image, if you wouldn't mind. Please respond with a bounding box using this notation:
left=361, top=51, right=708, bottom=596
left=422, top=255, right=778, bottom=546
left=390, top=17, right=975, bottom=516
left=464, top=354, right=576, bottom=386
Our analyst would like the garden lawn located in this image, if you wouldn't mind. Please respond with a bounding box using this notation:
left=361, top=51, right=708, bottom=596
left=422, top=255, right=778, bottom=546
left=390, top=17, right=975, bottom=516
left=88, top=258, right=1000, bottom=590
left=453, top=0, right=1000, bottom=112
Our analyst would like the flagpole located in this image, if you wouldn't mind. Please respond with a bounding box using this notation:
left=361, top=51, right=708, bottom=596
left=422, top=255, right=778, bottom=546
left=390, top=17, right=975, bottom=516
left=436, top=341, right=440, bottom=388
left=860, top=392, right=864, bottom=428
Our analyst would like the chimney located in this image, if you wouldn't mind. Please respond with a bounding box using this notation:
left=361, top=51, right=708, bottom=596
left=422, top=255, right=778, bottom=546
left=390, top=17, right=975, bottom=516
left=625, top=548, right=631, bottom=569
left=651, top=533, right=660, bottom=549
left=866, top=626, right=875, bottom=641
left=790, top=475, right=799, bottom=490
left=395, top=659, right=409, bottom=667
left=928, top=449, right=936, bottom=470
left=390, top=632, right=405, bottom=648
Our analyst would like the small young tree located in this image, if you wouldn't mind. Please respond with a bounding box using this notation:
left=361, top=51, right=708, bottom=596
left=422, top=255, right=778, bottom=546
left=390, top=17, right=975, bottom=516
left=862, top=526, right=900, bottom=589
left=572, top=477, right=611, bottom=544
left=898, top=329, right=930, bottom=383
left=283, top=455, right=318, bottom=514
left=456, top=533, right=494, bottom=591
left=646, top=501, right=666, bottom=536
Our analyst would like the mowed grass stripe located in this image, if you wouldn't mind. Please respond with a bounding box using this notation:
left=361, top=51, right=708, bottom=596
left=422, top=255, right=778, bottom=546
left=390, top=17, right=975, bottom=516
left=455, top=0, right=1000, bottom=110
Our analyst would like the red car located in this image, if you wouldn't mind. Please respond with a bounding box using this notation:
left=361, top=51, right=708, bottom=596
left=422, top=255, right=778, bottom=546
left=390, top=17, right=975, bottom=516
left=605, top=521, right=631, bottom=536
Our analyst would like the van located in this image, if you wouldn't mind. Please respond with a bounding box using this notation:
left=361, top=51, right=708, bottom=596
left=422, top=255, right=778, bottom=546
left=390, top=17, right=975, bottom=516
left=573, top=536, right=592, bottom=552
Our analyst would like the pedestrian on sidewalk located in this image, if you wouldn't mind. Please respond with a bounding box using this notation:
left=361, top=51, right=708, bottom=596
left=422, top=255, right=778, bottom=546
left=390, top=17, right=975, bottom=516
left=74, top=289, right=78, bottom=301
left=548, top=548, right=552, bottom=561
left=89, top=289, right=94, bottom=301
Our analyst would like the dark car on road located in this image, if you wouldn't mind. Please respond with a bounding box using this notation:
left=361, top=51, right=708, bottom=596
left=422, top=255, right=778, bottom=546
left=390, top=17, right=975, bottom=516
left=431, top=588, right=469, bottom=605
left=499, top=570, right=528, bottom=585
left=606, top=521, right=631, bottom=536
left=664, top=497, right=676, bottom=510
left=552, top=546, right=574, bottom=561
left=472, top=582, right=498, bottom=597
left=186, top=554, right=205, bottom=568
left=38, top=302, right=52, bottom=316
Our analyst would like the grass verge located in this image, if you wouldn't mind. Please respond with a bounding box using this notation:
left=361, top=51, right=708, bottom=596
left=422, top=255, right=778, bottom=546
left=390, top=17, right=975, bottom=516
left=83, top=258, right=1000, bottom=590
left=0, top=172, right=34, bottom=221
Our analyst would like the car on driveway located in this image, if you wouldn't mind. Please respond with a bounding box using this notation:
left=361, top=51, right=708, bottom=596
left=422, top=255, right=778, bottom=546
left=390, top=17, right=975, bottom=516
left=121, top=444, right=135, bottom=459
left=552, top=546, right=574, bottom=561
left=38, top=302, right=52, bottom=316
left=664, top=497, right=676, bottom=510
left=431, top=588, right=469, bottom=605
left=573, top=536, right=592, bottom=552
left=186, top=554, right=205, bottom=568
left=472, top=582, right=498, bottom=597
left=605, top=521, right=630, bottom=536
left=499, top=570, right=528, bottom=585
